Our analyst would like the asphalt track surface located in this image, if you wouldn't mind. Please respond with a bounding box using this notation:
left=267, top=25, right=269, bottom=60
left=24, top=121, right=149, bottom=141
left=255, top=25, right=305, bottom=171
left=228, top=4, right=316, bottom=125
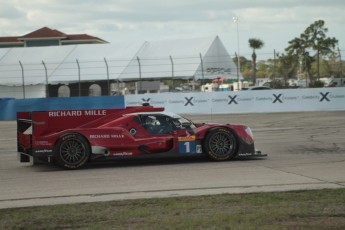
left=1, top=111, right=345, bottom=209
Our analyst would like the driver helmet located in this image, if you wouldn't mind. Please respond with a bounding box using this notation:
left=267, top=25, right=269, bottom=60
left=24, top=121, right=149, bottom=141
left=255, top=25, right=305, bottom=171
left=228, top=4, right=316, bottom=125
left=146, top=116, right=160, bottom=126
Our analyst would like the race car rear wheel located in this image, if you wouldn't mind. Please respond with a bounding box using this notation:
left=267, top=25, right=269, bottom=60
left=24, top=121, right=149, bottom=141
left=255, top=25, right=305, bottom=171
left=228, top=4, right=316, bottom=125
left=203, top=127, right=238, bottom=161
left=54, top=133, right=91, bottom=169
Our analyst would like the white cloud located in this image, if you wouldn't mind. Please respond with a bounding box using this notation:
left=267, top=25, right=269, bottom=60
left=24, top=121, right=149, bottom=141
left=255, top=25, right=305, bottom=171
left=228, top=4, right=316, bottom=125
left=0, top=0, right=344, bottom=59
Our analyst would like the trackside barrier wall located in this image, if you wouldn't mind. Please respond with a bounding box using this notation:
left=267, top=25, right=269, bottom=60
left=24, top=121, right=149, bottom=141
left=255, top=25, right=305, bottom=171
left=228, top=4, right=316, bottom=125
left=1, top=88, right=344, bottom=120
left=125, top=88, right=345, bottom=114
left=0, top=96, right=124, bottom=120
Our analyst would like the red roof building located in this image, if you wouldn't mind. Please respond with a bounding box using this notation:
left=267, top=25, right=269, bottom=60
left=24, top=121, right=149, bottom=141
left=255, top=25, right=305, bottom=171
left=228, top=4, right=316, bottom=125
left=0, top=27, right=107, bottom=48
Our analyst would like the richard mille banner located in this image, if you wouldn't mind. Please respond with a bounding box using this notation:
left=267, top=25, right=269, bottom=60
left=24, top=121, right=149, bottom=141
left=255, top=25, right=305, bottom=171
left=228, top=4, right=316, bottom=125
left=125, top=88, right=345, bottom=114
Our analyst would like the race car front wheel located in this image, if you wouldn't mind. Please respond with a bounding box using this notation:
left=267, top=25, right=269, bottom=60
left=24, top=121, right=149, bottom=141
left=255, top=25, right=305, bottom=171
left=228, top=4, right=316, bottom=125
left=54, top=133, right=91, bottom=169
left=203, top=128, right=238, bottom=161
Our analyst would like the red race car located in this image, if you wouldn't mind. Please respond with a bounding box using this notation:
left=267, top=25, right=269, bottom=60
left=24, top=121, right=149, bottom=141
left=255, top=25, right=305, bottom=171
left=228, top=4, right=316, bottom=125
left=17, top=104, right=266, bottom=169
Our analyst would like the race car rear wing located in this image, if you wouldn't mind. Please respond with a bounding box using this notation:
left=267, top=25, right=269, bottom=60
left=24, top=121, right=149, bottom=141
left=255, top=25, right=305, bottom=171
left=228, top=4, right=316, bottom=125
left=17, top=112, right=33, bottom=163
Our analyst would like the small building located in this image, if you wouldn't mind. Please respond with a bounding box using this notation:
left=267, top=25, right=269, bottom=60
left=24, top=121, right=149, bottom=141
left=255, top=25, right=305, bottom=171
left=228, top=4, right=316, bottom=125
left=0, top=27, right=107, bottom=48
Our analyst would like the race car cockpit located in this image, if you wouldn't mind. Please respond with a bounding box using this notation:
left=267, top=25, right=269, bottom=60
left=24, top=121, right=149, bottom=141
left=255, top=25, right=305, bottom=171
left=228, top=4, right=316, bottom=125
left=144, top=115, right=174, bottom=134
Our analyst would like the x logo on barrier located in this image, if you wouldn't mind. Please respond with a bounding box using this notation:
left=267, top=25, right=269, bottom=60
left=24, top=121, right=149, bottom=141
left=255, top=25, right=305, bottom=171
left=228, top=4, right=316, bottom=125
left=141, top=98, right=151, bottom=103
left=184, top=97, right=194, bottom=106
left=228, top=95, right=238, bottom=104
left=320, top=92, right=330, bottom=102
left=273, top=94, right=283, bottom=103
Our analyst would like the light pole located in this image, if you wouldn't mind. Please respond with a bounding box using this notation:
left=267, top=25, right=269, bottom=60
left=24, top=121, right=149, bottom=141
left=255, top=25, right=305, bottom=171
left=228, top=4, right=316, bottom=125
left=233, top=16, right=241, bottom=89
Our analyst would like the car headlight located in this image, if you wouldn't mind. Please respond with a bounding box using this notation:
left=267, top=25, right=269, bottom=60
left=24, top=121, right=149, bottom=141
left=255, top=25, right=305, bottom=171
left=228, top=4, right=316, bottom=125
left=244, top=126, right=254, bottom=139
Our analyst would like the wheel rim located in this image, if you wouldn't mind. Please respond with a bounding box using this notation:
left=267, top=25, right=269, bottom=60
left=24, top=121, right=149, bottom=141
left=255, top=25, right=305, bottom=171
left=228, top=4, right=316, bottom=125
left=60, top=139, right=86, bottom=164
left=209, top=132, right=234, bottom=156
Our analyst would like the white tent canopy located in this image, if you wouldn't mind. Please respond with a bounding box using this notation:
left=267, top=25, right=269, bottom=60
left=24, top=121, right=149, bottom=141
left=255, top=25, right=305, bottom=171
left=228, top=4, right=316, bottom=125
left=0, top=36, right=242, bottom=86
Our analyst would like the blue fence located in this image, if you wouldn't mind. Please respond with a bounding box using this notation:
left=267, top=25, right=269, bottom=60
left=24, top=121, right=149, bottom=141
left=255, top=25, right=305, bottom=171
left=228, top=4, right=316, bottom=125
left=0, top=96, right=125, bottom=120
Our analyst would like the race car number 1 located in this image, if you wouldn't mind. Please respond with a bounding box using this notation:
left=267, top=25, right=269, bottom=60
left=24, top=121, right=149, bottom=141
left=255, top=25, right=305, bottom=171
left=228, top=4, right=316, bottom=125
left=178, top=136, right=196, bottom=154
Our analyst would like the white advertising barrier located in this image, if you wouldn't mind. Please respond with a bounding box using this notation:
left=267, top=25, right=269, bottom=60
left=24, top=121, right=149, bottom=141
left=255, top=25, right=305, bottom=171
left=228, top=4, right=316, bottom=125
left=125, top=88, right=345, bottom=114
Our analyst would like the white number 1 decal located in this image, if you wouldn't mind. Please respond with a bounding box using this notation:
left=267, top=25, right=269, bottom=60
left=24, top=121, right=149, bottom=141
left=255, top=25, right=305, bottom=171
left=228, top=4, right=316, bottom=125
left=184, top=142, right=190, bottom=152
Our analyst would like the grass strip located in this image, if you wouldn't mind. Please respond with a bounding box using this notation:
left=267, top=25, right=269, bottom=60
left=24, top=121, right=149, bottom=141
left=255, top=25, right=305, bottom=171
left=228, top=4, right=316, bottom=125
left=1, top=188, right=345, bottom=229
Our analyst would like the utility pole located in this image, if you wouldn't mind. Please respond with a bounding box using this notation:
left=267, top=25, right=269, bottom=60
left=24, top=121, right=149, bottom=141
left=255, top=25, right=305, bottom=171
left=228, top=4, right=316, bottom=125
left=317, top=45, right=320, bottom=80
left=273, top=49, right=276, bottom=80
left=339, top=47, right=343, bottom=77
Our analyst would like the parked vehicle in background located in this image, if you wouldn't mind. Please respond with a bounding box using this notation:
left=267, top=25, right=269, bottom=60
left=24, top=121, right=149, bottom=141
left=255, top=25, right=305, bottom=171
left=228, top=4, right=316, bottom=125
left=322, top=77, right=345, bottom=87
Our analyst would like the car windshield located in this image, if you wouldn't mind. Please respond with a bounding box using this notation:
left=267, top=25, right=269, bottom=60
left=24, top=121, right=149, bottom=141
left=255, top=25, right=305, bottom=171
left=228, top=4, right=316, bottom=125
left=125, top=111, right=195, bottom=129
left=165, top=112, right=195, bottom=129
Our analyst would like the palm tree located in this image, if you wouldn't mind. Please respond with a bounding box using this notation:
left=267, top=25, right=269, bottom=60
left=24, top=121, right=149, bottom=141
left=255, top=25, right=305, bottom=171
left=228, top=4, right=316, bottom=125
left=248, top=38, right=264, bottom=85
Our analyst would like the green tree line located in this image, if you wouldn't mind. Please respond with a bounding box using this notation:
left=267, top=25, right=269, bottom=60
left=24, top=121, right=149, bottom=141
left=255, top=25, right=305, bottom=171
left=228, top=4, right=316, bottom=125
left=233, top=20, right=343, bottom=87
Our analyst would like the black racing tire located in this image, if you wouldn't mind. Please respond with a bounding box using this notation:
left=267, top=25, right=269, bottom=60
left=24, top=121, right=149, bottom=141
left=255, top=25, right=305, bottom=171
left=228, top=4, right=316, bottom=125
left=203, top=127, right=238, bottom=161
left=54, top=133, right=91, bottom=169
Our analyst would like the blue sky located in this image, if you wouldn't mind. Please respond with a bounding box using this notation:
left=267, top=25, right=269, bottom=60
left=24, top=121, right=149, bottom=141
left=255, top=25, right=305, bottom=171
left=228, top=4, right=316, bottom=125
left=1, top=0, right=344, bottom=60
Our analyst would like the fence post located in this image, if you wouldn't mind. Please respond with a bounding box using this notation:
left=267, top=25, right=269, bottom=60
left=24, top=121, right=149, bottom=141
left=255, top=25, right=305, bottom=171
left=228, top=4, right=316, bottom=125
left=136, top=56, right=141, bottom=94
left=170, top=55, right=174, bottom=91
left=76, top=59, right=81, bottom=96
left=19, top=61, right=26, bottom=99
left=199, top=53, right=205, bottom=91
left=104, top=57, right=110, bottom=95
left=42, top=61, right=49, bottom=97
